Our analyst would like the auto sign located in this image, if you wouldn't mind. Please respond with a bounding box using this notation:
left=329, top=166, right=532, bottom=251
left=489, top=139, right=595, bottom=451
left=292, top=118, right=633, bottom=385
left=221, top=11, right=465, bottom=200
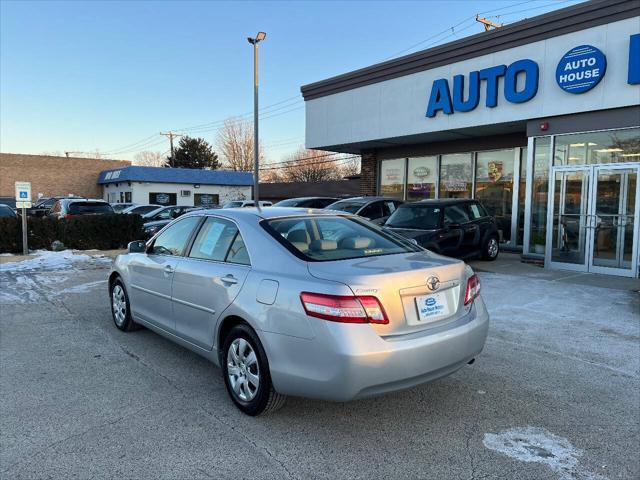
left=556, top=45, right=606, bottom=94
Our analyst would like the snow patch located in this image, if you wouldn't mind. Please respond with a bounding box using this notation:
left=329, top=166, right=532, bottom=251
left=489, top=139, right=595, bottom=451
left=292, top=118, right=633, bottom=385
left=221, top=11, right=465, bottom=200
left=60, top=280, right=106, bottom=294
left=0, top=250, right=111, bottom=272
left=483, top=427, right=607, bottom=480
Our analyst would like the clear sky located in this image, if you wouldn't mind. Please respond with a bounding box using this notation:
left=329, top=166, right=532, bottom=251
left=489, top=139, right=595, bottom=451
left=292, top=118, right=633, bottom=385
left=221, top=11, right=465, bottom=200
left=0, top=0, right=583, bottom=162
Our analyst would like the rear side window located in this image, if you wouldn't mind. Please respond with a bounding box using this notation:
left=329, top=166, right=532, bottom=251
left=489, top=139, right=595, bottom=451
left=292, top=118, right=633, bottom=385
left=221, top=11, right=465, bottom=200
left=444, top=205, right=470, bottom=224
left=467, top=202, right=486, bottom=219
left=151, top=216, right=200, bottom=256
left=264, top=216, right=419, bottom=262
left=68, top=202, right=113, bottom=214
left=189, top=217, right=249, bottom=265
left=360, top=202, right=383, bottom=219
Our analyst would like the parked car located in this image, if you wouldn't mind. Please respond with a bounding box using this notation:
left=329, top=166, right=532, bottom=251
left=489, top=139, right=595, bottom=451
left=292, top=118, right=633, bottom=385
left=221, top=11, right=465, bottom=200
left=273, top=197, right=338, bottom=208
left=0, top=204, right=18, bottom=218
left=0, top=197, right=17, bottom=210
left=109, top=208, right=488, bottom=416
left=122, top=204, right=162, bottom=216
left=325, top=197, right=403, bottom=225
left=48, top=199, right=115, bottom=219
left=222, top=200, right=272, bottom=208
left=142, top=205, right=197, bottom=223
left=142, top=207, right=208, bottom=238
left=384, top=199, right=500, bottom=261
left=28, top=196, right=84, bottom=217
left=111, top=202, right=137, bottom=213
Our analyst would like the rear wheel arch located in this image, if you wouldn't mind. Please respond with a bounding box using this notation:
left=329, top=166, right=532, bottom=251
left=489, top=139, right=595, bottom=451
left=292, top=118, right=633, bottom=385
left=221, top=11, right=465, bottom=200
left=217, top=315, right=251, bottom=354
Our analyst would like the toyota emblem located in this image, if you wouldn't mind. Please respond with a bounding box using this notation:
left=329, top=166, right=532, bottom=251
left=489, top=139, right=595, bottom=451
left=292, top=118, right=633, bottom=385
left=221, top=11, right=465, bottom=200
left=426, top=276, right=440, bottom=291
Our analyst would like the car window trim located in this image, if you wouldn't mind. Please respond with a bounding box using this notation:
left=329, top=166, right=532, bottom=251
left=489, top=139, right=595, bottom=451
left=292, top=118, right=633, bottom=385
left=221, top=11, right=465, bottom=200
left=184, top=214, right=253, bottom=266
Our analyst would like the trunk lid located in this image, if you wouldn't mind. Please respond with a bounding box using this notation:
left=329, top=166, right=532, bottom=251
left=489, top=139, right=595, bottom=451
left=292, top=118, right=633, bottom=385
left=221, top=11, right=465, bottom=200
left=307, top=250, right=470, bottom=337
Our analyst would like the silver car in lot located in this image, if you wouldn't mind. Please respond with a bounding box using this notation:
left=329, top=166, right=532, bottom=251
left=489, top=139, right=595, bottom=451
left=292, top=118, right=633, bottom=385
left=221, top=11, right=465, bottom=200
left=109, top=207, right=489, bottom=415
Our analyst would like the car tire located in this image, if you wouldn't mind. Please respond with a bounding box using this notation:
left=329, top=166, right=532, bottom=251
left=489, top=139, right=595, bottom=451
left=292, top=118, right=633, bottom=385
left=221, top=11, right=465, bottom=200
left=110, top=278, right=140, bottom=332
left=482, top=235, right=500, bottom=261
left=222, top=324, right=286, bottom=416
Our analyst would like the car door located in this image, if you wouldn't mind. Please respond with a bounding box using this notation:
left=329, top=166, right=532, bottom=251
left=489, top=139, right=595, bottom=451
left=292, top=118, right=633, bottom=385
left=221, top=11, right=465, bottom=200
left=127, top=216, right=201, bottom=332
left=440, top=205, right=467, bottom=256
left=465, top=202, right=489, bottom=255
left=171, top=216, right=251, bottom=350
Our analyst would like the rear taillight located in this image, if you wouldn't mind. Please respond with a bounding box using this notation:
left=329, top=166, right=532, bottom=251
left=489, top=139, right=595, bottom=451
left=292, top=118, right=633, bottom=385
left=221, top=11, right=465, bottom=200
left=300, top=292, right=389, bottom=324
left=464, top=274, right=481, bottom=305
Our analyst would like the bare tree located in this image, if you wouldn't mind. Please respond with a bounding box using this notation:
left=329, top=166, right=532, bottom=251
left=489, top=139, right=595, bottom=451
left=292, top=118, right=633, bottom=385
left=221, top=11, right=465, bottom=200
left=339, top=156, right=361, bottom=178
left=260, top=164, right=283, bottom=183
left=133, top=151, right=168, bottom=167
left=280, top=148, right=344, bottom=183
left=216, top=117, right=263, bottom=171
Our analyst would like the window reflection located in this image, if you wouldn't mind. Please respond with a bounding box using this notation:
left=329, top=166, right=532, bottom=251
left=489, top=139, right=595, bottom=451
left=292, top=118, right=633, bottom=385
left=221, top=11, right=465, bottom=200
left=407, top=156, right=437, bottom=201
left=475, top=150, right=515, bottom=243
left=554, top=128, right=640, bottom=165
left=439, top=153, right=473, bottom=198
left=379, top=159, right=405, bottom=200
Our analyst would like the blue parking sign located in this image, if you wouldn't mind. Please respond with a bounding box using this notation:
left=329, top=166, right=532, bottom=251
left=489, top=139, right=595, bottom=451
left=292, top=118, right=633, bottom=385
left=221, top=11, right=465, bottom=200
left=19, top=191, right=27, bottom=198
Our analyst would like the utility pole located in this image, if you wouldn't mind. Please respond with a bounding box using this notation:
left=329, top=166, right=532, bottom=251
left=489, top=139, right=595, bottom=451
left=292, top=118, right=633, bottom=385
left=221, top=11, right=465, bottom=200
left=247, top=31, right=266, bottom=203
left=160, top=131, right=184, bottom=167
left=476, top=15, right=502, bottom=31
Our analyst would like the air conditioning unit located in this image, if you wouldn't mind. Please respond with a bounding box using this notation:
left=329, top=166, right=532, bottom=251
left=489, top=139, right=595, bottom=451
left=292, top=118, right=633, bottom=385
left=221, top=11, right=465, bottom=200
left=180, top=190, right=191, bottom=197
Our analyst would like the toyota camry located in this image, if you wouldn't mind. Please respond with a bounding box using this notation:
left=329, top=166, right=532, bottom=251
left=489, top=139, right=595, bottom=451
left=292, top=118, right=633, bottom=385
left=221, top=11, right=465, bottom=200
left=109, top=207, right=489, bottom=415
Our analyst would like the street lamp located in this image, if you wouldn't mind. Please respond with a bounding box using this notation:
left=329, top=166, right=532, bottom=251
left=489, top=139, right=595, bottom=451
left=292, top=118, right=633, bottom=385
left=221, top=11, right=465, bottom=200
left=247, top=31, right=266, bottom=204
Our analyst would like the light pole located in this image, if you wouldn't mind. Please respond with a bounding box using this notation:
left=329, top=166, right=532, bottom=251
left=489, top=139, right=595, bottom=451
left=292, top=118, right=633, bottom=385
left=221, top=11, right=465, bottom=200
left=247, top=31, right=266, bottom=204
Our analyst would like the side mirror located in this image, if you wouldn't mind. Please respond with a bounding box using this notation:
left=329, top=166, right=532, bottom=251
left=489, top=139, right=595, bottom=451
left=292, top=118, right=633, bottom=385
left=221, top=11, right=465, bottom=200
left=128, top=240, right=147, bottom=253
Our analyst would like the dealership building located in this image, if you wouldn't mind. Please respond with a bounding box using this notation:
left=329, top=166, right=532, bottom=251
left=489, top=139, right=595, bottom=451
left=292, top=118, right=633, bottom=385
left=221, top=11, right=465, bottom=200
left=302, top=0, right=640, bottom=278
left=98, top=166, right=253, bottom=207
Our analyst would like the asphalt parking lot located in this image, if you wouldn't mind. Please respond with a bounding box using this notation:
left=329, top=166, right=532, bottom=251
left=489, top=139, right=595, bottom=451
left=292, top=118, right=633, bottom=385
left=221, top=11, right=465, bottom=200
left=1, top=252, right=639, bottom=480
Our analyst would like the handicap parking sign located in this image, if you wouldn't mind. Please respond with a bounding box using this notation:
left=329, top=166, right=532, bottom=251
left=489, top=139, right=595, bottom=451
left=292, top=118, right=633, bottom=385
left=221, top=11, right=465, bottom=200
left=19, top=191, right=28, bottom=198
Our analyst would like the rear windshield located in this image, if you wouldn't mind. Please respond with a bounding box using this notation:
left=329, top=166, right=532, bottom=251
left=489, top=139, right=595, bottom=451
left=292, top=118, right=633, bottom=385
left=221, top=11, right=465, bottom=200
left=0, top=205, right=15, bottom=217
left=274, top=199, right=303, bottom=207
left=386, top=205, right=442, bottom=230
left=224, top=202, right=243, bottom=208
left=263, top=215, right=420, bottom=262
left=325, top=200, right=364, bottom=214
left=68, top=202, right=113, bottom=214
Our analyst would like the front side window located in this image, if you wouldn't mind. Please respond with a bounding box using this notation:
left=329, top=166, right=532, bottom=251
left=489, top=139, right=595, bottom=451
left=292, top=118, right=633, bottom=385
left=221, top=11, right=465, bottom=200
left=151, top=216, right=200, bottom=256
left=444, top=205, right=470, bottom=225
left=386, top=205, right=441, bottom=230
left=326, top=199, right=365, bottom=214
left=189, top=217, right=249, bottom=265
left=264, top=215, right=420, bottom=262
left=359, top=202, right=383, bottom=219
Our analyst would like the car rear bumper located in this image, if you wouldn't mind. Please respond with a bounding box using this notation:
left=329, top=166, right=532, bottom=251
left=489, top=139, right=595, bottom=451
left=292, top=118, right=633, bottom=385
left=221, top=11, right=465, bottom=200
left=263, top=297, right=489, bottom=401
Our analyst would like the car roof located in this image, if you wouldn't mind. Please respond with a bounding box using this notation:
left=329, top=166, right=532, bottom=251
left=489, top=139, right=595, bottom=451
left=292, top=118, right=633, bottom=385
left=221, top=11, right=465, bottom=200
left=279, top=197, right=337, bottom=201
left=60, top=198, right=107, bottom=203
left=412, top=199, right=478, bottom=206
left=187, top=206, right=344, bottom=221
left=330, top=196, right=392, bottom=204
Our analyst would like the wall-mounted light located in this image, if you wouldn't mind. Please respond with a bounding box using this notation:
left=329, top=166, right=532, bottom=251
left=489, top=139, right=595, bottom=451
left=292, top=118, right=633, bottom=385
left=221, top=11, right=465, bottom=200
left=194, top=184, right=200, bottom=188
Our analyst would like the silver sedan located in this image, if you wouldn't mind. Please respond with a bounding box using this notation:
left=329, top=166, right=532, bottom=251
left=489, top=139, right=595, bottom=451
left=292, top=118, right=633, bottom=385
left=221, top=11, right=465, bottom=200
left=109, top=207, right=489, bottom=415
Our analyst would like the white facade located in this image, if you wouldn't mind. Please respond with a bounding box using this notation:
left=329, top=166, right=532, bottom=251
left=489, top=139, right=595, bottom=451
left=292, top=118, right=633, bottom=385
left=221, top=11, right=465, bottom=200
left=103, top=182, right=251, bottom=206
left=306, top=17, right=640, bottom=149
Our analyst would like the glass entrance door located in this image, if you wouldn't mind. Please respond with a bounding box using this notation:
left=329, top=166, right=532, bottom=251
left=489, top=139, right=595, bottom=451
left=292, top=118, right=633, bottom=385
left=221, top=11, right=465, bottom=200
left=547, top=164, right=640, bottom=277
left=589, top=167, right=638, bottom=276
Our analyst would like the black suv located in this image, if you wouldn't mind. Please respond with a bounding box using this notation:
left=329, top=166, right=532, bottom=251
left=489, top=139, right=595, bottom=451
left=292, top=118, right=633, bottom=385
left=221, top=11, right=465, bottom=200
left=384, top=199, right=500, bottom=260
left=325, top=197, right=403, bottom=225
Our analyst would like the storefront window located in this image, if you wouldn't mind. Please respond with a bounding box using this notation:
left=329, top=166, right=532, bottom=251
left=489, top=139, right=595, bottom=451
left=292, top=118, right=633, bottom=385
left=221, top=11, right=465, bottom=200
left=379, top=159, right=406, bottom=200
left=553, top=127, right=640, bottom=165
left=475, top=149, right=515, bottom=243
left=528, top=137, right=551, bottom=255
left=407, top=156, right=437, bottom=201
left=439, top=153, right=473, bottom=198
left=517, top=147, right=527, bottom=245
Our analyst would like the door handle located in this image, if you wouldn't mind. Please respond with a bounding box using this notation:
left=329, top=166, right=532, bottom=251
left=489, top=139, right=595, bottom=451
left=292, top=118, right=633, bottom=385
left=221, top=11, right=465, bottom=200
left=164, top=265, right=174, bottom=274
left=220, top=275, right=238, bottom=285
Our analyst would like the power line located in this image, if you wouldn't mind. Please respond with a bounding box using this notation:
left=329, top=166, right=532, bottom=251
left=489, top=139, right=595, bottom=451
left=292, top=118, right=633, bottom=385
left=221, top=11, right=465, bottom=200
left=260, top=153, right=360, bottom=171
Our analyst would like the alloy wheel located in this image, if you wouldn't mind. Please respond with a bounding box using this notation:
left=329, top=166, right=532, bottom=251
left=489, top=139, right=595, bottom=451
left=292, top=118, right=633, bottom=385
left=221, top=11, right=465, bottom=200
left=488, top=238, right=499, bottom=258
left=227, top=338, right=260, bottom=402
left=112, top=285, right=127, bottom=326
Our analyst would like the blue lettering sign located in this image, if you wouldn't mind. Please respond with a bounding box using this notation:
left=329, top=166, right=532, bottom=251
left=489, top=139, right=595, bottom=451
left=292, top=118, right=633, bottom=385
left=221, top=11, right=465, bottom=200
left=452, top=72, right=480, bottom=112
left=479, top=65, right=507, bottom=108
left=555, top=45, right=606, bottom=94
left=504, top=59, right=539, bottom=103
left=426, top=60, right=538, bottom=117
left=426, top=78, right=453, bottom=117
left=629, top=34, right=640, bottom=85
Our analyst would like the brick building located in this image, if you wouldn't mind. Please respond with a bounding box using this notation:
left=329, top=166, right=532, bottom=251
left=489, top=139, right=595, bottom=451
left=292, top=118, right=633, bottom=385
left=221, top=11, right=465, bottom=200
left=0, top=153, right=130, bottom=200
